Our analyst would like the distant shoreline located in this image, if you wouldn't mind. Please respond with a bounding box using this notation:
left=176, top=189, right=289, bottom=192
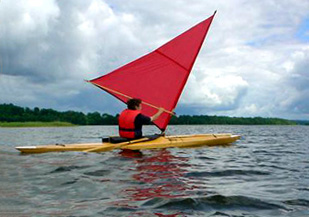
left=0, top=121, right=75, bottom=128
left=1, top=121, right=306, bottom=128
left=1, top=103, right=308, bottom=127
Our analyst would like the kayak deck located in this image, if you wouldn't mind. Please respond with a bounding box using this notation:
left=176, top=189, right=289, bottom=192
left=15, top=133, right=240, bottom=154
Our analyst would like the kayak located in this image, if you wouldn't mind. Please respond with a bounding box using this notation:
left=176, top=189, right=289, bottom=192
left=15, top=133, right=240, bottom=154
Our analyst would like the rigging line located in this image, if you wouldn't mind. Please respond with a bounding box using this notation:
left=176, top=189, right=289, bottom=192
left=85, top=80, right=175, bottom=116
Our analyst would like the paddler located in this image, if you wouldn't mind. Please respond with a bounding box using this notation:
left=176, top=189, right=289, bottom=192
left=118, top=98, right=164, bottom=139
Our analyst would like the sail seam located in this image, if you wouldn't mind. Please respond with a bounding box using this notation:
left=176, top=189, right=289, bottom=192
left=155, top=50, right=189, bottom=72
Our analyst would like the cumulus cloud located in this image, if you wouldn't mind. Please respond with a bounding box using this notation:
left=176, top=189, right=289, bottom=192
left=0, top=0, right=144, bottom=111
left=277, top=47, right=309, bottom=119
left=181, top=73, right=248, bottom=111
left=0, top=0, right=309, bottom=120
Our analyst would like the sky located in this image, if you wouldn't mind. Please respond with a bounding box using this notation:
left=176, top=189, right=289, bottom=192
left=0, top=0, right=309, bottom=120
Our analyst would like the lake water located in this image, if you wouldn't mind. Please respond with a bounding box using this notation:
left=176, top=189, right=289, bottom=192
left=0, top=125, right=308, bottom=217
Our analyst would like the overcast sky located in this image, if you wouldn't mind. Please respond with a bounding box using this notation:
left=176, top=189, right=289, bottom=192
left=1, top=0, right=309, bottom=120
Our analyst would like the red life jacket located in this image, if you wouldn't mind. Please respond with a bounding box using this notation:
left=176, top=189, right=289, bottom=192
left=118, top=109, right=141, bottom=138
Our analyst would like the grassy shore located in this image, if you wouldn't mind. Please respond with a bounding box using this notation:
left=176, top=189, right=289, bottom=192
left=0, top=121, right=76, bottom=128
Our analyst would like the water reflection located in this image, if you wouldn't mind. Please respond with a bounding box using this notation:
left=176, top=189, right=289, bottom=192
left=113, top=149, right=196, bottom=216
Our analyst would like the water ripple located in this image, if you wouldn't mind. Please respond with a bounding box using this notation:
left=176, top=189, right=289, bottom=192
left=50, top=165, right=90, bottom=173
left=185, top=170, right=270, bottom=177
left=156, top=195, right=289, bottom=211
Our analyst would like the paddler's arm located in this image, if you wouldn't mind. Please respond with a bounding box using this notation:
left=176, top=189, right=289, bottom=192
left=150, top=107, right=164, bottom=122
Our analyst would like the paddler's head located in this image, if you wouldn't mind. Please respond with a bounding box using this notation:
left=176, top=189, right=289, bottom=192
left=127, top=98, right=142, bottom=110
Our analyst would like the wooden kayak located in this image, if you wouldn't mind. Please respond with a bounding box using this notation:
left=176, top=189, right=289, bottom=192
left=15, top=133, right=240, bottom=154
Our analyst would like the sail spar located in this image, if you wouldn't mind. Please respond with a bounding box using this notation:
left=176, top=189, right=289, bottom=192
left=89, top=11, right=216, bottom=131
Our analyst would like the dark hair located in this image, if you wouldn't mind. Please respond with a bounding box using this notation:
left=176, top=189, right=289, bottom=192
left=127, top=98, right=142, bottom=110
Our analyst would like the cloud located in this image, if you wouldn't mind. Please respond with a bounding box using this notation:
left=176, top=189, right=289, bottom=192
left=0, top=0, right=143, bottom=111
left=181, top=73, right=248, bottom=111
left=0, top=0, right=309, bottom=120
left=278, top=47, right=309, bottom=118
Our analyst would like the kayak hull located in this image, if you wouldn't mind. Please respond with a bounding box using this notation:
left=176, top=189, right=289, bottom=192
left=15, top=134, right=240, bottom=154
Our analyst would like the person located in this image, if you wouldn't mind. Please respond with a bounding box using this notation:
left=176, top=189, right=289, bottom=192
left=118, top=98, right=164, bottom=139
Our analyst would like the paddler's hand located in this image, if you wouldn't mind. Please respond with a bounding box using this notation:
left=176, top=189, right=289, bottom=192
left=151, top=107, right=165, bottom=122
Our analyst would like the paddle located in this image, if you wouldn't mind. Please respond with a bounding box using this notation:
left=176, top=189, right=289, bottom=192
left=84, top=137, right=151, bottom=153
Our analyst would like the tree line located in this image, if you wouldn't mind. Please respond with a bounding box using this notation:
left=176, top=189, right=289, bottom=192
left=0, top=103, right=117, bottom=125
left=170, top=115, right=297, bottom=125
left=0, top=103, right=300, bottom=125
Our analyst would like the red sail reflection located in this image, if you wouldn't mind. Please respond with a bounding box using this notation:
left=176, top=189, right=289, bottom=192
left=126, top=149, right=192, bottom=200
left=110, top=149, right=197, bottom=216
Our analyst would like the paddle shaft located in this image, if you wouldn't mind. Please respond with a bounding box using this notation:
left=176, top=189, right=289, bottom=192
left=86, top=81, right=175, bottom=116
left=84, top=137, right=150, bottom=153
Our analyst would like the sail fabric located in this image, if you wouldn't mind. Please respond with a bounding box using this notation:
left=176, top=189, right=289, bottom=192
left=90, top=12, right=216, bottom=131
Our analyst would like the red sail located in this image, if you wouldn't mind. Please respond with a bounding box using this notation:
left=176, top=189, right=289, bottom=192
left=89, top=12, right=216, bottom=131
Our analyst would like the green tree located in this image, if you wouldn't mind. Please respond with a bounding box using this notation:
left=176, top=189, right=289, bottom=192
left=87, top=112, right=103, bottom=125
